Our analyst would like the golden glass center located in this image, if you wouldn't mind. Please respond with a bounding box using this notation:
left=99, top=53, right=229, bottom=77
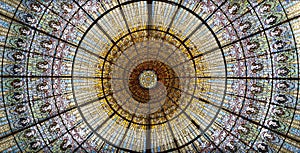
left=138, top=70, right=158, bottom=89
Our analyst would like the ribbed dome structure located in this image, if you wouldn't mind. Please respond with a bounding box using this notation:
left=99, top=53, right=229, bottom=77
left=0, top=0, right=300, bottom=152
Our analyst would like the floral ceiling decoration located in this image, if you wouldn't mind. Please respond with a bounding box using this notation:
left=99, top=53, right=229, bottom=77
left=0, top=0, right=299, bottom=152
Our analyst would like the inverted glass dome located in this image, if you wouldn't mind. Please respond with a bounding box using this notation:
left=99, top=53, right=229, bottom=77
left=0, top=0, right=300, bottom=152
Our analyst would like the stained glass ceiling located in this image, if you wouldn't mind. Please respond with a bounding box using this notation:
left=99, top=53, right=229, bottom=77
left=0, top=0, right=300, bottom=152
